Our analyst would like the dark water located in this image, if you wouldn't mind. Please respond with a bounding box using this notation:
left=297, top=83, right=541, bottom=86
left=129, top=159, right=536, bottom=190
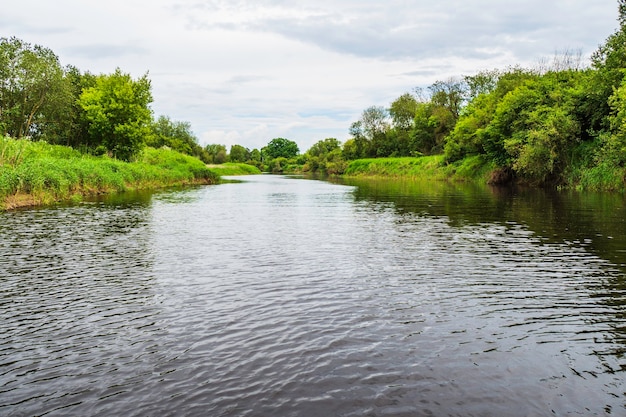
left=1, top=175, right=625, bottom=416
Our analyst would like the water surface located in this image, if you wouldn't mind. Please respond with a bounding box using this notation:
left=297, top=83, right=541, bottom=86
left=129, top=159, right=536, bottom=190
left=1, top=175, right=625, bottom=416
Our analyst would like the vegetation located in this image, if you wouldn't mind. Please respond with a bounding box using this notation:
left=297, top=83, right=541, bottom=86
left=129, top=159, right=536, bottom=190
left=342, top=155, right=495, bottom=183
left=0, top=37, right=210, bottom=164
left=206, top=162, right=261, bottom=176
left=0, top=136, right=218, bottom=210
left=3, top=0, right=626, bottom=197
left=293, top=1, right=626, bottom=190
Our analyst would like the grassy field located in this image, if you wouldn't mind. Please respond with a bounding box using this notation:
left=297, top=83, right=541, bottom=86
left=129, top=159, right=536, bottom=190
left=0, top=136, right=220, bottom=210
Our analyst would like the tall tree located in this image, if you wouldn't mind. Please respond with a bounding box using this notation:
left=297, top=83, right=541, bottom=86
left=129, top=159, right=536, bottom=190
left=262, top=138, right=299, bottom=159
left=78, top=69, right=153, bottom=161
left=0, top=37, right=68, bottom=139
left=389, top=93, right=418, bottom=131
left=229, top=144, right=250, bottom=162
left=429, top=78, right=466, bottom=119
left=205, top=144, right=227, bottom=164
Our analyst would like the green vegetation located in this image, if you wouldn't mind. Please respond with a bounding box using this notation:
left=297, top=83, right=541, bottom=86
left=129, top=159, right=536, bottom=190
left=0, top=136, right=218, bottom=210
left=0, top=36, right=211, bottom=164
left=342, top=155, right=495, bottom=183
left=297, top=1, right=626, bottom=190
left=206, top=162, right=261, bottom=176
left=3, top=0, right=626, bottom=197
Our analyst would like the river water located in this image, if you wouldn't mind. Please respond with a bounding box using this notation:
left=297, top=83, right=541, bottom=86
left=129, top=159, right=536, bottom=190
left=1, top=175, right=625, bottom=416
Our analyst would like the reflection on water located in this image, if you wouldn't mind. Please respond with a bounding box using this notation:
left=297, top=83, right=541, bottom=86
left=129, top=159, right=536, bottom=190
left=1, top=175, right=625, bottom=416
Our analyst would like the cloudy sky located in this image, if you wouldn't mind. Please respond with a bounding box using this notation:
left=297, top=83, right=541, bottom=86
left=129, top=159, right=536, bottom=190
left=1, top=0, right=620, bottom=151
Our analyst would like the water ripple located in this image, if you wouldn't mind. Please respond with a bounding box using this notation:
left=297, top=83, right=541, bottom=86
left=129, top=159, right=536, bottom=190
left=1, top=178, right=625, bottom=416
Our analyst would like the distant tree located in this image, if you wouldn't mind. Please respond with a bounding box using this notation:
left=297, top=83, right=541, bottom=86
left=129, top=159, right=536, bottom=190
left=78, top=68, right=153, bottom=161
left=342, top=138, right=359, bottom=160
left=429, top=77, right=466, bottom=119
left=229, top=144, right=250, bottom=162
left=361, top=106, right=390, bottom=140
left=263, top=137, right=299, bottom=159
left=389, top=93, right=419, bottom=155
left=249, top=148, right=261, bottom=161
left=307, top=137, right=341, bottom=157
left=205, top=143, right=227, bottom=164
left=148, top=116, right=196, bottom=153
left=349, top=121, right=369, bottom=158
left=389, top=93, right=418, bottom=131
left=464, top=70, right=500, bottom=101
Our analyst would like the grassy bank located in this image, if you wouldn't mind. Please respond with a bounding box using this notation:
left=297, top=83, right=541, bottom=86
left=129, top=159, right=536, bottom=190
left=343, top=155, right=626, bottom=191
left=206, top=162, right=262, bottom=175
left=343, top=155, right=496, bottom=183
left=0, top=136, right=220, bottom=210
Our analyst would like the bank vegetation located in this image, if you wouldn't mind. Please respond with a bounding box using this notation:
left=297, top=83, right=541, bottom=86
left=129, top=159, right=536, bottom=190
left=0, top=136, right=218, bottom=210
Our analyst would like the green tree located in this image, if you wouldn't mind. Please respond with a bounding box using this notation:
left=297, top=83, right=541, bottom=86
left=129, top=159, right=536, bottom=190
left=147, top=115, right=209, bottom=161
left=0, top=37, right=69, bottom=139
left=342, top=138, right=359, bottom=160
left=51, top=66, right=96, bottom=148
left=389, top=93, right=418, bottom=131
left=307, top=137, right=341, bottom=157
left=229, top=144, right=250, bottom=162
left=389, top=93, right=419, bottom=156
left=585, top=0, right=626, bottom=133
left=205, top=143, right=227, bottom=164
left=262, top=137, right=299, bottom=159
left=429, top=77, right=466, bottom=120
left=78, top=69, right=153, bottom=161
left=464, top=70, right=500, bottom=101
left=444, top=68, right=537, bottom=163
left=302, top=138, right=346, bottom=174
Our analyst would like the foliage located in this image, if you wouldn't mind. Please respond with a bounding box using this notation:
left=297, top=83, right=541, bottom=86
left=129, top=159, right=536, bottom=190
left=229, top=144, right=250, bottom=163
left=205, top=144, right=227, bottom=164
left=0, top=37, right=70, bottom=139
left=262, top=137, right=300, bottom=160
left=206, top=162, right=261, bottom=176
left=78, top=69, right=153, bottom=161
left=0, top=136, right=219, bottom=209
left=147, top=115, right=209, bottom=163
left=302, top=138, right=347, bottom=175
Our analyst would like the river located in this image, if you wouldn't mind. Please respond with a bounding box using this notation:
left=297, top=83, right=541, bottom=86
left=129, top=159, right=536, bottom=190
left=1, top=175, right=625, bottom=416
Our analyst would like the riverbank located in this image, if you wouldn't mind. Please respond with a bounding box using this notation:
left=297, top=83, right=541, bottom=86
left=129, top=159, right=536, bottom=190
left=0, top=137, right=220, bottom=210
left=342, top=155, right=496, bottom=183
left=340, top=155, right=626, bottom=191
left=206, top=163, right=262, bottom=176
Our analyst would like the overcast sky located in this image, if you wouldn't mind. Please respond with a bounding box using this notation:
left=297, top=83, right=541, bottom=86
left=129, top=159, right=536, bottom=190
left=1, top=0, right=620, bottom=151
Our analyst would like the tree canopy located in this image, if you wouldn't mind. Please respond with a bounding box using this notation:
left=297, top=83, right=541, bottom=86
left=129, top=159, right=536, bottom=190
left=78, top=69, right=153, bottom=161
left=263, top=137, right=299, bottom=159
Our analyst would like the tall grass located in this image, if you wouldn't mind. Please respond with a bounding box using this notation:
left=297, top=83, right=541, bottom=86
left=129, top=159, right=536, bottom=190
left=344, top=156, right=447, bottom=178
left=205, top=162, right=261, bottom=176
left=0, top=136, right=220, bottom=209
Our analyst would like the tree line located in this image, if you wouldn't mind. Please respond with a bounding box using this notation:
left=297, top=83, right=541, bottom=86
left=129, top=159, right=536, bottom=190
left=0, top=37, right=208, bottom=162
left=3, top=0, right=625, bottom=186
left=285, top=1, right=626, bottom=186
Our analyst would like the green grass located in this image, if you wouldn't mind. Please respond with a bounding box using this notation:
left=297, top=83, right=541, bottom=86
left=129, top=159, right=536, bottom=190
left=344, top=156, right=445, bottom=178
left=0, top=137, right=220, bottom=210
left=206, top=162, right=262, bottom=175
left=575, top=162, right=626, bottom=192
left=343, top=155, right=495, bottom=182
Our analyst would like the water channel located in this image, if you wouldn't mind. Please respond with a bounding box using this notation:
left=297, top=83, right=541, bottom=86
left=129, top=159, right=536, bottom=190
left=1, top=175, right=625, bottom=416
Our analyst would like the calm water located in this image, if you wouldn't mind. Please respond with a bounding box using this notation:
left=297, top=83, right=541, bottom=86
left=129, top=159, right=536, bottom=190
left=1, top=175, right=625, bottom=416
